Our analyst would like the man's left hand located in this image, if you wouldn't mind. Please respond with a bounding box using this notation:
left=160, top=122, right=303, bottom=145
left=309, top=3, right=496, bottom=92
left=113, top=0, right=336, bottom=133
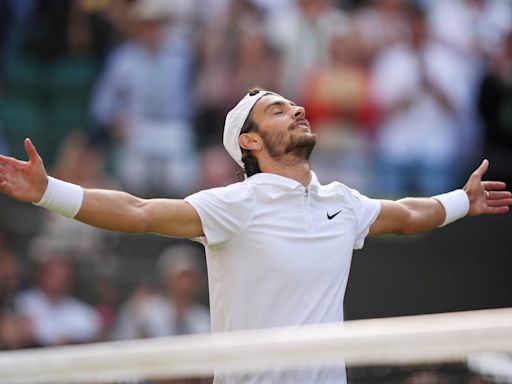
left=463, top=159, right=512, bottom=216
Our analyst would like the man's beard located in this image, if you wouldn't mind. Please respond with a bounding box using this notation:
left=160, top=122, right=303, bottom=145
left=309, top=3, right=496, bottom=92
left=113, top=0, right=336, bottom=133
left=260, top=129, right=317, bottom=162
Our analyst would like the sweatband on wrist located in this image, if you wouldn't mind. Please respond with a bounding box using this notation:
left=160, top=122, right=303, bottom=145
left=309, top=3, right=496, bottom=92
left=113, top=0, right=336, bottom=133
left=432, top=189, right=470, bottom=227
left=33, top=177, right=84, bottom=218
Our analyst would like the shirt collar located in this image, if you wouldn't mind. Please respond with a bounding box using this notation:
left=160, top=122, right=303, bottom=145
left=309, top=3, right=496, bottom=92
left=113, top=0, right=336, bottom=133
left=246, top=171, right=321, bottom=190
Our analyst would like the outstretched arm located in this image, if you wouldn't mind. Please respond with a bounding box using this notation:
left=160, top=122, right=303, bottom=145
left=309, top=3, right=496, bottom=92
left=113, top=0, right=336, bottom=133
left=0, top=139, right=204, bottom=238
left=369, top=160, right=512, bottom=236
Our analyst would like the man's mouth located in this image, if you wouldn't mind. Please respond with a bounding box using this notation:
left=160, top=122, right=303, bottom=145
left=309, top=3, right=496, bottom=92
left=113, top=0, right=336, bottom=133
left=290, top=119, right=311, bottom=131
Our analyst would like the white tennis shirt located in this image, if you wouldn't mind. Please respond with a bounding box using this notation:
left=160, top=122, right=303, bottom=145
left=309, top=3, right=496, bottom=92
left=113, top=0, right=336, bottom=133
left=185, top=171, right=381, bottom=383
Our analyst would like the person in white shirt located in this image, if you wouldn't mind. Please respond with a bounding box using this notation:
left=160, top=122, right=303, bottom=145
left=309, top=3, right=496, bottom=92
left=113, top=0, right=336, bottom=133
left=15, top=252, right=100, bottom=346
left=0, top=89, right=510, bottom=383
left=371, top=5, right=473, bottom=196
left=114, top=244, right=210, bottom=340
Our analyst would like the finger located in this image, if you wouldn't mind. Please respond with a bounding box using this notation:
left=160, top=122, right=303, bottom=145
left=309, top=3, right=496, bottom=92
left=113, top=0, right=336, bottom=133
left=487, top=191, right=512, bottom=200
left=0, top=154, right=22, bottom=167
left=24, top=138, right=41, bottom=164
left=486, top=198, right=512, bottom=207
left=482, top=181, right=507, bottom=190
left=472, top=159, right=489, bottom=179
left=484, top=206, right=510, bottom=214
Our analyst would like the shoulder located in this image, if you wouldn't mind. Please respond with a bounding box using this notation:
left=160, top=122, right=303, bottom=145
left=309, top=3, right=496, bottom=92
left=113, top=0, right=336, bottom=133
left=185, top=181, right=257, bottom=245
left=186, top=181, right=256, bottom=204
left=322, top=181, right=379, bottom=211
left=318, top=180, right=356, bottom=197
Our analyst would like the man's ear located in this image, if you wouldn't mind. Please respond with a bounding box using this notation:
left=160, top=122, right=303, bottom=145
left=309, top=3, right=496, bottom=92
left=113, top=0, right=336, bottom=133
left=239, top=133, right=262, bottom=151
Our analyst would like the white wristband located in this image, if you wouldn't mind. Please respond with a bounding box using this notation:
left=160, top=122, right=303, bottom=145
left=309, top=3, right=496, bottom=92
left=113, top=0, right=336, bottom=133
left=33, top=177, right=84, bottom=218
left=432, top=189, right=470, bottom=227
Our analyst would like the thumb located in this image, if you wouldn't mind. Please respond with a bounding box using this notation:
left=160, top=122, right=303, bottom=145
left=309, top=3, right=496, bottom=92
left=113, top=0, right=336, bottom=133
left=24, top=138, right=41, bottom=164
left=473, top=159, right=489, bottom=179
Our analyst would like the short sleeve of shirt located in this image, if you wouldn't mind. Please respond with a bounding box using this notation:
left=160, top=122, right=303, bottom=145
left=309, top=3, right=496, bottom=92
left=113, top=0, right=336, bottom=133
left=348, top=188, right=381, bottom=250
left=185, top=183, right=254, bottom=246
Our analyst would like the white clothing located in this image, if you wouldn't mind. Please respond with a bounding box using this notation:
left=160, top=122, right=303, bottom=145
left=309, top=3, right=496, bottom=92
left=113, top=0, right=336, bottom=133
left=91, top=39, right=193, bottom=124
left=427, top=0, right=512, bottom=158
left=371, top=41, right=470, bottom=163
left=428, top=0, right=512, bottom=58
left=115, top=294, right=210, bottom=339
left=91, top=39, right=198, bottom=196
left=15, top=289, right=100, bottom=346
left=185, top=172, right=380, bottom=383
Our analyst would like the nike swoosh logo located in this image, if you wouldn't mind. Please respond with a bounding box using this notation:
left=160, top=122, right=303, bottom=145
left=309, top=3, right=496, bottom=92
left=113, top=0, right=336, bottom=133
left=327, top=210, right=343, bottom=220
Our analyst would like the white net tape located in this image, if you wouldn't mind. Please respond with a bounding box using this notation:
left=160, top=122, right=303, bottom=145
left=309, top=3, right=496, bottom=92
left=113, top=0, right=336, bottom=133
left=0, top=308, right=511, bottom=384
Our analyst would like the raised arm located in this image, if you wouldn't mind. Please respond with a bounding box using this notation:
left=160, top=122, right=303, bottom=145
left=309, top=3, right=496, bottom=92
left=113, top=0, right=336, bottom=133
left=0, top=139, right=203, bottom=238
left=369, top=160, right=512, bottom=236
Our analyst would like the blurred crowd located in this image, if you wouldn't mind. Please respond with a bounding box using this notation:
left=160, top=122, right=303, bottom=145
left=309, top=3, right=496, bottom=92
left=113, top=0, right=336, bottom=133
left=0, top=0, right=511, bottom=377
left=1, top=0, right=511, bottom=198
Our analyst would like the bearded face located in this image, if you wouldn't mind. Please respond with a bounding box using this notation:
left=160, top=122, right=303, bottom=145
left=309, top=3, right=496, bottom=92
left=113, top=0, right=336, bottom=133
left=245, top=94, right=317, bottom=164
left=258, top=121, right=316, bottom=162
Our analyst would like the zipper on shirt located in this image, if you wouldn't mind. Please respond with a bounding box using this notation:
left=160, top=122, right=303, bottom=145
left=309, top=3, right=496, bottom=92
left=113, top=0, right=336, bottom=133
left=303, top=186, right=313, bottom=232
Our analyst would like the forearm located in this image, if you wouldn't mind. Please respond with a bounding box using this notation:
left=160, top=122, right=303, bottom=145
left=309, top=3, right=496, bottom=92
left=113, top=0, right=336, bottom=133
left=75, top=189, right=150, bottom=233
left=395, top=197, right=445, bottom=234
left=371, top=190, right=470, bottom=236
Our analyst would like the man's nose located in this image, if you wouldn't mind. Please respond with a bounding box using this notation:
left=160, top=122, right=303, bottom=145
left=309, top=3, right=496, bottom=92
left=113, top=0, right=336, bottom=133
left=294, top=106, right=306, bottom=119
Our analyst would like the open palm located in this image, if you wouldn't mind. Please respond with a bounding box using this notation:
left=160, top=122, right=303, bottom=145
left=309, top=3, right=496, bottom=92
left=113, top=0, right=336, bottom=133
left=0, top=139, right=48, bottom=203
left=463, top=159, right=512, bottom=216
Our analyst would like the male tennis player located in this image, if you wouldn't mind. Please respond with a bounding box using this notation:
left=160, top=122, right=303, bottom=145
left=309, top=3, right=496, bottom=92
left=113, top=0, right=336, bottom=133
left=0, top=89, right=511, bottom=383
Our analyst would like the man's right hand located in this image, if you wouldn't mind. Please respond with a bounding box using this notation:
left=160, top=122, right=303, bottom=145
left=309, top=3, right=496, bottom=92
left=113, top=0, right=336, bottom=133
left=0, top=138, right=48, bottom=203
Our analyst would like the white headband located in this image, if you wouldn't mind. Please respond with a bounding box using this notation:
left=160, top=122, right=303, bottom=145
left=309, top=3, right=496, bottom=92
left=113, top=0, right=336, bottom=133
left=223, top=91, right=272, bottom=168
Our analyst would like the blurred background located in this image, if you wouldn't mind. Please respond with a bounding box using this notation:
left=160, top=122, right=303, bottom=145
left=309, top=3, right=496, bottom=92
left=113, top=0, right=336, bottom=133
left=0, top=0, right=511, bottom=380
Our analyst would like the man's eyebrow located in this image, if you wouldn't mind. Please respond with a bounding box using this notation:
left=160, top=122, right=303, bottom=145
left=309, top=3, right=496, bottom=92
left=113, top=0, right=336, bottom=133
left=263, top=100, right=296, bottom=113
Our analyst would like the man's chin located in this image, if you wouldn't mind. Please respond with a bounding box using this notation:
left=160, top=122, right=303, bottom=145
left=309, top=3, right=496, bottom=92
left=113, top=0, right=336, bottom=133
left=286, top=134, right=317, bottom=160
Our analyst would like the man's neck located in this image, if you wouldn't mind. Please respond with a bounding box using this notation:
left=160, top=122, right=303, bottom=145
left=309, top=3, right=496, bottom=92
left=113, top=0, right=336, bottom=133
left=259, top=159, right=312, bottom=187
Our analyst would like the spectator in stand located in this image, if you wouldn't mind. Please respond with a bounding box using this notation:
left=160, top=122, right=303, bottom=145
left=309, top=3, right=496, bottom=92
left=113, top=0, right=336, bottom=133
left=199, top=146, right=239, bottom=190
left=230, top=24, right=280, bottom=114
left=0, top=0, right=38, bottom=71
left=300, top=23, right=378, bottom=192
left=160, top=0, right=202, bottom=40
left=427, top=0, right=512, bottom=164
left=266, top=0, right=349, bottom=98
left=478, top=30, right=512, bottom=188
left=91, top=0, right=198, bottom=198
left=0, top=245, right=32, bottom=350
left=371, top=5, right=469, bottom=197
left=352, top=0, right=409, bottom=64
left=115, top=244, right=209, bottom=339
left=194, top=0, right=266, bottom=148
left=428, top=0, right=512, bottom=61
left=15, top=239, right=101, bottom=346
left=92, top=278, right=117, bottom=341
left=0, top=245, right=19, bottom=313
